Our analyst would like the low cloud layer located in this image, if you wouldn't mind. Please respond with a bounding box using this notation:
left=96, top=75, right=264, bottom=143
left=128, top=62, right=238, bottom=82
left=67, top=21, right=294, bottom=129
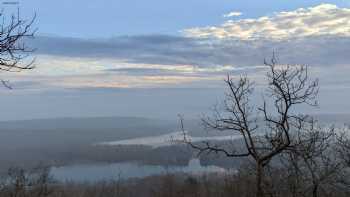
left=30, top=35, right=350, bottom=68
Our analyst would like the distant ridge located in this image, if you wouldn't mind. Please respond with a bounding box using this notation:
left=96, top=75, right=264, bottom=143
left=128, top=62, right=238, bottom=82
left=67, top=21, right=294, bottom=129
left=0, top=113, right=348, bottom=130
left=0, top=116, right=172, bottom=130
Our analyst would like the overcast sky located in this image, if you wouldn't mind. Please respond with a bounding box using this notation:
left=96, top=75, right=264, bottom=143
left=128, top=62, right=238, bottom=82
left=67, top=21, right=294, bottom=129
left=0, top=0, right=349, bottom=121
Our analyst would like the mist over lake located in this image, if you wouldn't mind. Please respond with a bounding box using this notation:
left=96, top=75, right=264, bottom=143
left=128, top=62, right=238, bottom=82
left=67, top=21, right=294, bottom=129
left=50, top=159, right=226, bottom=182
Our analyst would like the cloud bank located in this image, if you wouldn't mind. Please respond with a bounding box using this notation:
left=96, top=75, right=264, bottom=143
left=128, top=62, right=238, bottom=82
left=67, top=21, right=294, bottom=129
left=184, top=4, right=350, bottom=40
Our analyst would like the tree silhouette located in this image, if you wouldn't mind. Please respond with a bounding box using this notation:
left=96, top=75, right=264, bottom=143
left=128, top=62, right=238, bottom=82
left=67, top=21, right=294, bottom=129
left=181, top=54, right=319, bottom=197
left=0, top=9, right=36, bottom=88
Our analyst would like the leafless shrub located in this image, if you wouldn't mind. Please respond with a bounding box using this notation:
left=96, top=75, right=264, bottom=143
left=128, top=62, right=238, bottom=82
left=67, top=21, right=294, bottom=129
left=0, top=165, right=54, bottom=197
left=335, top=127, right=350, bottom=190
left=270, top=123, right=348, bottom=197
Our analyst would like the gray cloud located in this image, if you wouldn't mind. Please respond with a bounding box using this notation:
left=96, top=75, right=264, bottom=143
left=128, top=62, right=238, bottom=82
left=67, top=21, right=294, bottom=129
left=105, top=68, right=188, bottom=76
left=30, top=34, right=350, bottom=68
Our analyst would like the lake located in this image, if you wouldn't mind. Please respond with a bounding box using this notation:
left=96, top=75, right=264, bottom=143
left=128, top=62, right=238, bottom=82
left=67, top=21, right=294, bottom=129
left=50, top=158, right=226, bottom=182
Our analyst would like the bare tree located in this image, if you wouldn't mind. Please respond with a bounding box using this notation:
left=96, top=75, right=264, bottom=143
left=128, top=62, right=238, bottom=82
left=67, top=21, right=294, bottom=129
left=335, top=128, right=350, bottom=190
left=0, top=8, right=36, bottom=87
left=181, top=55, right=319, bottom=197
left=277, top=122, right=346, bottom=197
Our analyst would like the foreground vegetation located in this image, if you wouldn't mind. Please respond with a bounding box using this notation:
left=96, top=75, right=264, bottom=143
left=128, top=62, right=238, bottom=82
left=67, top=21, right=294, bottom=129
left=0, top=164, right=349, bottom=197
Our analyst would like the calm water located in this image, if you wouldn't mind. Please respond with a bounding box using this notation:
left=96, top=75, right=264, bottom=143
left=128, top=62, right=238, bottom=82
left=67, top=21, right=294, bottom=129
left=50, top=159, right=226, bottom=182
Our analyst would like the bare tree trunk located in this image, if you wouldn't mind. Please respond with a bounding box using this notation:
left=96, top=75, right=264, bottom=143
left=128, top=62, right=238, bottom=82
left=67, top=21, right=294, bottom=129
left=312, top=183, right=318, bottom=197
left=256, top=162, right=264, bottom=197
